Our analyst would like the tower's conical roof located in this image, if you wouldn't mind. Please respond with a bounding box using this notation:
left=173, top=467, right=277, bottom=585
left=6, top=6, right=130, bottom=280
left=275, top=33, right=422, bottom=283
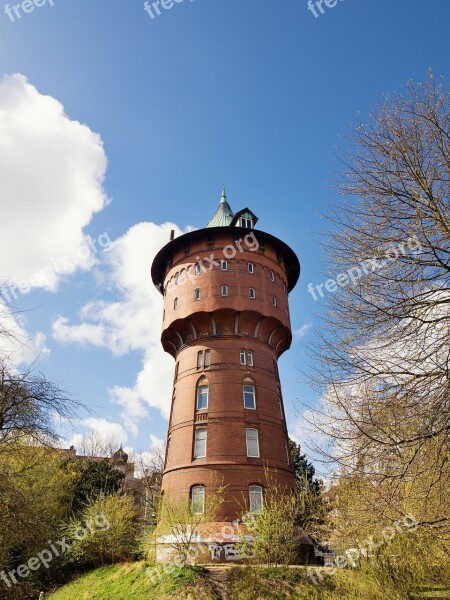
left=206, top=188, right=234, bottom=227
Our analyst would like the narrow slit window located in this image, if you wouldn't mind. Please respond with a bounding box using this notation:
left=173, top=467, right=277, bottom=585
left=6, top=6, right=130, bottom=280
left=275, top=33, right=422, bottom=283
left=240, top=350, right=246, bottom=365
left=195, top=288, right=201, bottom=301
left=222, top=285, right=228, bottom=297
left=248, top=263, right=254, bottom=274
left=272, top=296, right=277, bottom=307
left=249, top=288, right=255, bottom=299
left=269, top=270, right=275, bottom=282
left=174, top=298, right=179, bottom=310
left=195, top=264, right=201, bottom=275
left=221, top=260, right=228, bottom=271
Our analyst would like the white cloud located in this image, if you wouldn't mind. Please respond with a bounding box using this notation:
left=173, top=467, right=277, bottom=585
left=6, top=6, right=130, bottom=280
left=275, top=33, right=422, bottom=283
left=293, top=324, right=311, bottom=340
left=0, top=299, right=49, bottom=367
left=0, top=73, right=108, bottom=292
left=52, top=221, right=187, bottom=432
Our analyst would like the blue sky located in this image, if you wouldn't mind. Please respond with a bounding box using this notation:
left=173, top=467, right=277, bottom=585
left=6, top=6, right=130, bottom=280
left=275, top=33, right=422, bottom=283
left=0, top=0, right=449, bottom=467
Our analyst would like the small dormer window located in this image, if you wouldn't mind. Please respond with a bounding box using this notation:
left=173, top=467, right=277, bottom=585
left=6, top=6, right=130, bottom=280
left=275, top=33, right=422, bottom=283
left=241, top=217, right=253, bottom=229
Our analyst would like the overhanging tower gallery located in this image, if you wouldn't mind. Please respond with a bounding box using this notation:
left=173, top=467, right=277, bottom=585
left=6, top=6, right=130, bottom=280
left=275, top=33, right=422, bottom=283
left=151, top=189, right=300, bottom=527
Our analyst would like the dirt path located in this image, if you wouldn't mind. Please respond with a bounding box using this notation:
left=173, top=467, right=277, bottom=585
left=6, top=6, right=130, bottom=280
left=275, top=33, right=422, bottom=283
left=203, top=566, right=232, bottom=600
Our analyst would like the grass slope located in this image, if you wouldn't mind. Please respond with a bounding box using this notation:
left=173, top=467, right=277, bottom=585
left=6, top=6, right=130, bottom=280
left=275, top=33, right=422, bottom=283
left=47, top=562, right=216, bottom=600
left=48, top=562, right=449, bottom=600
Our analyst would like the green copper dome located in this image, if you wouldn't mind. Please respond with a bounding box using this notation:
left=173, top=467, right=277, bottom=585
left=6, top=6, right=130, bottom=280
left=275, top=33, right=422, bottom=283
left=206, top=188, right=235, bottom=227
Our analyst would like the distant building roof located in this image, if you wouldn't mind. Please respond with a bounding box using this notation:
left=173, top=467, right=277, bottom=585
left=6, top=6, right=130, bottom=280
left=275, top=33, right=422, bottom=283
left=206, top=188, right=235, bottom=228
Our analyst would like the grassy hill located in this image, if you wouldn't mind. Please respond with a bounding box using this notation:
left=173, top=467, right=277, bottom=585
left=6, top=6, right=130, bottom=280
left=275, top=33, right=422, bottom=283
left=46, top=561, right=421, bottom=600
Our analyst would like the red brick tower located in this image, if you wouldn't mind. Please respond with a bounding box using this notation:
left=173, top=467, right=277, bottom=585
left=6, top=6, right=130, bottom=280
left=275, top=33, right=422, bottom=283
left=151, top=189, right=300, bottom=523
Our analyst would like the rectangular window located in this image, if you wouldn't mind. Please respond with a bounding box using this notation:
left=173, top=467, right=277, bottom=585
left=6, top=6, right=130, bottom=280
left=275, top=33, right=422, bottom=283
left=247, top=351, right=254, bottom=366
left=240, top=350, right=246, bottom=365
left=269, top=270, right=275, bottom=282
left=249, top=288, right=255, bottom=299
left=191, top=486, right=205, bottom=514
left=221, top=260, right=228, bottom=271
left=249, top=485, right=263, bottom=513
left=174, top=362, right=179, bottom=380
left=195, top=264, right=201, bottom=275
left=246, top=428, right=260, bottom=458
left=248, top=263, right=254, bottom=273
left=243, top=385, right=256, bottom=410
left=222, top=285, right=228, bottom=297
left=285, top=439, right=290, bottom=465
left=196, top=386, right=208, bottom=410
left=241, top=217, right=253, bottom=229
left=194, top=429, right=207, bottom=458
left=174, top=298, right=179, bottom=310
left=197, top=351, right=203, bottom=369
left=272, top=296, right=277, bottom=307
left=204, top=350, right=211, bottom=367
left=195, top=288, right=201, bottom=301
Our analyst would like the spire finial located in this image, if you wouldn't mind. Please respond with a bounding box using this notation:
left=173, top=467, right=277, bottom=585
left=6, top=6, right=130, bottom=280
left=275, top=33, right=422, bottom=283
left=220, top=186, right=227, bottom=203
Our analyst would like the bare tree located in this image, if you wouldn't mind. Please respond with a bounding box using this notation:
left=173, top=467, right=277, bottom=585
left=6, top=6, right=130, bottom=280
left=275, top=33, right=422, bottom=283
left=133, top=442, right=165, bottom=522
left=307, top=72, right=450, bottom=531
left=73, top=430, right=121, bottom=458
left=0, top=364, right=81, bottom=451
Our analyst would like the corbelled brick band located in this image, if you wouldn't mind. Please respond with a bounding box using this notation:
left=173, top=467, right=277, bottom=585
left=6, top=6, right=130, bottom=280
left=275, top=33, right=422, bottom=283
left=151, top=193, right=300, bottom=523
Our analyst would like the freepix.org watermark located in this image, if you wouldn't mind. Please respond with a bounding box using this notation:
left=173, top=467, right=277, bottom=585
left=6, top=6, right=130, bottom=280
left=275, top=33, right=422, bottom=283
left=307, top=514, right=419, bottom=585
left=307, top=236, right=422, bottom=301
left=155, top=231, right=260, bottom=294
left=0, top=513, right=110, bottom=589
left=1, top=232, right=113, bottom=304
left=144, top=0, right=194, bottom=20
left=3, top=0, right=54, bottom=22
left=307, top=0, right=344, bottom=18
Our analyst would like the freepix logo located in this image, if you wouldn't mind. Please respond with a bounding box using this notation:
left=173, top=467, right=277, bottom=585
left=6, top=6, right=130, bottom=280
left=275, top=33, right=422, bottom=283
left=4, top=0, right=54, bottom=22
left=144, top=0, right=194, bottom=20
left=307, top=0, right=344, bottom=18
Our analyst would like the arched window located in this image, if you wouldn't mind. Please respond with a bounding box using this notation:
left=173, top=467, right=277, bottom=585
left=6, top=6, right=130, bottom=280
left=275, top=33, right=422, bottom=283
left=249, top=485, right=263, bottom=513
left=195, top=264, right=201, bottom=276
left=221, top=260, right=228, bottom=271
left=191, top=485, right=205, bottom=514
left=175, top=272, right=180, bottom=285
left=269, top=270, right=275, bottom=282
left=174, top=298, right=179, bottom=310
left=222, top=285, right=228, bottom=297
left=248, top=262, right=254, bottom=274
left=196, top=382, right=209, bottom=410
left=243, top=385, right=256, bottom=410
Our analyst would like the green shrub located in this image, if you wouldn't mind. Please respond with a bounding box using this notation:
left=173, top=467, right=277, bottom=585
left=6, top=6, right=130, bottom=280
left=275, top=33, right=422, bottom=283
left=64, top=493, right=138, bottom=567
